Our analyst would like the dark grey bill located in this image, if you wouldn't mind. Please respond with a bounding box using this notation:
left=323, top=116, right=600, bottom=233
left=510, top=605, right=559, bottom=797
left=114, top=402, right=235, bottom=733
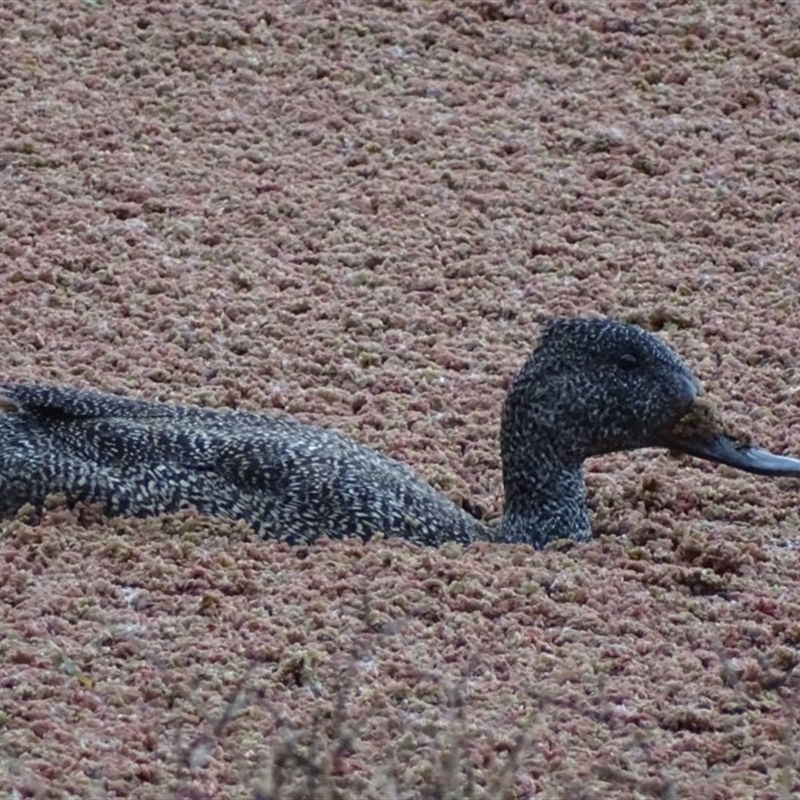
left=663, top=433, right=800, bottom=478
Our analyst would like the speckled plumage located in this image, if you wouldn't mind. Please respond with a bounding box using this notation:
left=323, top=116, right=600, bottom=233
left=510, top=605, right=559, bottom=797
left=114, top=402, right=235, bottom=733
left=0, top=318, right=704, bottom=547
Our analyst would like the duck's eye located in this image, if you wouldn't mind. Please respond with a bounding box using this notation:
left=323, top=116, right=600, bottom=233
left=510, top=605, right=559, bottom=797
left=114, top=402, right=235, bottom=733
left=617, top=352, right=640, bottom=370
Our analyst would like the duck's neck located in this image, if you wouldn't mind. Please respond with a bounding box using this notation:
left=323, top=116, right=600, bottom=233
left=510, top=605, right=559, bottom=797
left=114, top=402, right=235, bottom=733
left=497, top=386, right=591, bottom=547
left=497, top=443, right=590, bottom=547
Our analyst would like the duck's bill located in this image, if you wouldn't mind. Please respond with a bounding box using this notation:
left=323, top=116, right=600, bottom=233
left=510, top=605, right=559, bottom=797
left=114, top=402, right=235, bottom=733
left=663, top=434, right=800, bottom=477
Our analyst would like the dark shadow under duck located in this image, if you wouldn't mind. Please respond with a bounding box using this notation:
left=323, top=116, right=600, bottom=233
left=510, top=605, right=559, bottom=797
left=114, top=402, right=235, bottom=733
left=1, top=317, right=799, bottom=548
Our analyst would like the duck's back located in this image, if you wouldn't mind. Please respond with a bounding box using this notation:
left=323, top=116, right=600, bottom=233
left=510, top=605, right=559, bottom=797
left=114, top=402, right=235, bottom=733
left=0, top=384, right=485, bottom=545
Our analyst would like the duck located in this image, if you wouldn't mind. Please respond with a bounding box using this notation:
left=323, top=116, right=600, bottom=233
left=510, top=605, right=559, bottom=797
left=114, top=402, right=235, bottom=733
left=1, top=317, right=798, bottom=548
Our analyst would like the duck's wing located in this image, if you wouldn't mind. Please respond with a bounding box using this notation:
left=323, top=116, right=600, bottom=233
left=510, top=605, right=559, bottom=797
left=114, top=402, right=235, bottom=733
left=0, top=383, right=179, bottom=420
left=0, top=383, right=292, bottom=469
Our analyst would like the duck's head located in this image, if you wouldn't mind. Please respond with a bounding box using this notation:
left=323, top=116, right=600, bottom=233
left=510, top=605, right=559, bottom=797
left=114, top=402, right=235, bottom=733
left=504, top=316, right=800, bottom=474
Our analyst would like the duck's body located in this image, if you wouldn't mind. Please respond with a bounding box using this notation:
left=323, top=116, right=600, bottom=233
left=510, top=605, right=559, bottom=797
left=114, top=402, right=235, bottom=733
left=0, top=384, right=486, bottom=545
left=2, top=318, right=798, bottom=547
